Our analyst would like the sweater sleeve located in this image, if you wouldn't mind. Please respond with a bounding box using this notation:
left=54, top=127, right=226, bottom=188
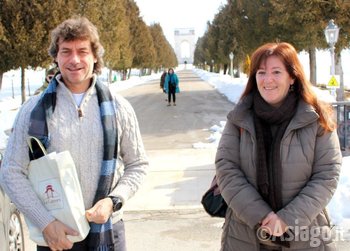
left=0, top=97, right=55, bottom=231
left=109, top=94, right=149, bottom=203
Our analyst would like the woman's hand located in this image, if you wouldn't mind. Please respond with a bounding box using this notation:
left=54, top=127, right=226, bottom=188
left=261, top=211, right=288, bottom=236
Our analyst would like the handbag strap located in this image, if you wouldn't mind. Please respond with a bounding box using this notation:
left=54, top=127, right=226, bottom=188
left=27, top=136, right=47, bottom=160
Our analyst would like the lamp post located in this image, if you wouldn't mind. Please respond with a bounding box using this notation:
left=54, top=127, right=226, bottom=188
left=229, top=52, right=234, bottom=78
left=211, top=59, right=214, bottom=72
left=324, top=19, right=340, bottom=99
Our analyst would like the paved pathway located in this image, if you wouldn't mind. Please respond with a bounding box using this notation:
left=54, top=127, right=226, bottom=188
left=118, top=69, right=232, bottom=251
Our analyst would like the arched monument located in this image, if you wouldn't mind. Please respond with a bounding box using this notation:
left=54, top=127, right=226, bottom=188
left=174, top=28, right=196, bottom=64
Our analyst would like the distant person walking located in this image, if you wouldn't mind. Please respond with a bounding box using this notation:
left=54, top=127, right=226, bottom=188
left=160, top=70, right=168, bottom=101
left=164, top=68, right=180, bottom=106
left=160, top=70, right=167, bottom=90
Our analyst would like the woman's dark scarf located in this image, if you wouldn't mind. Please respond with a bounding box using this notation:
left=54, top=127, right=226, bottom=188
left=253, top=90, right=298, bottom=247
left=253, top=90, right=298, bottom=211
left=28, top=75, right=118, bottom=250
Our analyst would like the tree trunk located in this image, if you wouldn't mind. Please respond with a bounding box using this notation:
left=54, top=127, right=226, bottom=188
left=0, top=71, right=3, bottom=90
left=335, top=53, right=344, bottom=101
left=223, top=64, right=228, bottom=75
left=308, top=48, right=317, bottom=86
left=123, top=69, right=127, bottom=80
left=127, top=68, right=131, bottom=80
left=234, top=70, right=240, bottom=78
left=108, top=68, right=113, bottom=84
left=234, top=65, right=240, bottom=78
left=21, top=67, right=26, bottom=104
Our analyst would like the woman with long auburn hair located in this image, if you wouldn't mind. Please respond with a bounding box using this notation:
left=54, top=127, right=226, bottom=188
left=216, top=42, right=342, bottom=250
left=242, top=42, right=335, bottom=132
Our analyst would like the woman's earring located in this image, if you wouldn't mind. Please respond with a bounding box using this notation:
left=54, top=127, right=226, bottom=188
left=289, top=84, right=294, bottom=92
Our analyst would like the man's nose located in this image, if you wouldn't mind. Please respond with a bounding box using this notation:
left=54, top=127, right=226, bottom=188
left=69, top=52, right=80, bottom=63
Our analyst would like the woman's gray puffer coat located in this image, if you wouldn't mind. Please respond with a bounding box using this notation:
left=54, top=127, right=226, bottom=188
left=215, top=95, right=342, bottom=251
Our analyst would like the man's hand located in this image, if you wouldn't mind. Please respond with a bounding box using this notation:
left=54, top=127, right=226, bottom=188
left=85, top=197, right=113, bottom=224
left=261, top=211, right=288, bottom=237
left=42, top=220, right=78, bottom=250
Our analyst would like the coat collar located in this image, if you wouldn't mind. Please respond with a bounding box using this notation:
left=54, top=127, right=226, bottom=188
left=228, top=93, right=319, bottom=134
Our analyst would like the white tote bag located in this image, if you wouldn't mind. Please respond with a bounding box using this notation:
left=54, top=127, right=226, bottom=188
left=26, top=136, right=90, bottom=246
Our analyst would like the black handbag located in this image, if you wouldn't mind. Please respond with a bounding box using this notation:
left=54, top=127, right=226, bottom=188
left=201, top=175, right=227, bottom=218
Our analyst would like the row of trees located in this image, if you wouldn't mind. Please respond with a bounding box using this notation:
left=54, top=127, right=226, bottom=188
left=194, top=0, right=350, bottom=99
left=0, top=0, right=177, bottom=103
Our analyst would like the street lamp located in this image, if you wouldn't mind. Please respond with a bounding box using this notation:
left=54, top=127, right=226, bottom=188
left=324, top=19, right=339, bottom=76
left=324, top=19, right=340, bottom=99
left=229, top=52, right=234, bottom=78
left=211, top=59, right=214, bottom=72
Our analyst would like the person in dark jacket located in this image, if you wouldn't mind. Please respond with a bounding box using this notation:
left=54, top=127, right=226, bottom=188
left=160, top=70, right=167, bottom=90
left=160, top=70, right=168, bottom=101
left=215, top=42, right=341, bottom=251
left=163, top=68, right=180, bottom=106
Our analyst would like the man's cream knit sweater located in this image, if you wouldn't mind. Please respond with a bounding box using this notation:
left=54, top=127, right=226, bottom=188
left=0, top=76, right=148, bottom=231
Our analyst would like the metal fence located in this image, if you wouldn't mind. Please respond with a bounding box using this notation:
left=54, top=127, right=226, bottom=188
left=332, top=101, right=350, bottom=151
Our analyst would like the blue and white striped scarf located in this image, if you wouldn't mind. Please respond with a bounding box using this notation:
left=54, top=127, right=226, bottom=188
left=28, top=75, right=118, bottom=250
